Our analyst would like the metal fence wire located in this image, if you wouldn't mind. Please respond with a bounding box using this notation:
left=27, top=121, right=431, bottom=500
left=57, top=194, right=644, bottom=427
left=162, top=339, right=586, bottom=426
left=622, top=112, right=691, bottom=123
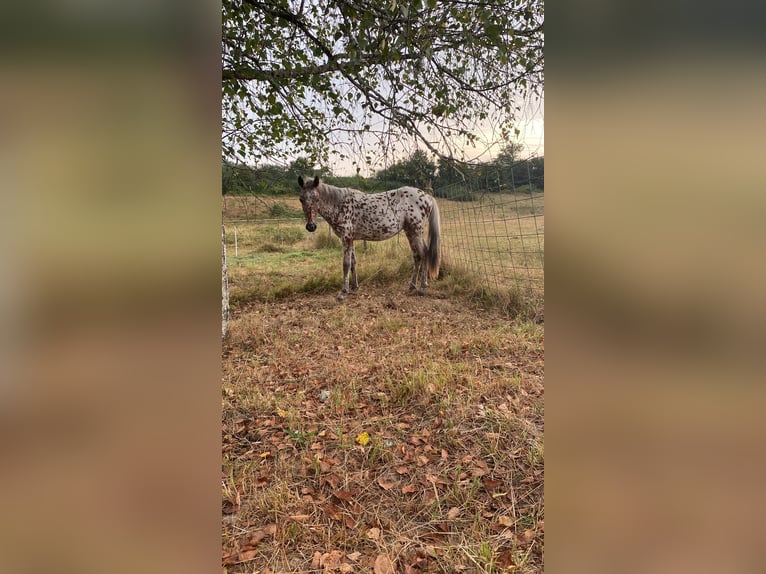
left=222, top=158, right=544, bottom=300
left=432, top=159, right=544, bottom=298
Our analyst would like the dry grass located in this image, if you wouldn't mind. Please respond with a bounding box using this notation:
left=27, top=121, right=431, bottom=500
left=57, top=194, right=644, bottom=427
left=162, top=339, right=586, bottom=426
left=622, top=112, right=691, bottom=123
left=438, top=192, right=544, bottom=297
left=222, top=287, right=544, bottom=573
left=221, top=192, right=544, bottom=572
left=223, top=194, right=304, bottom=221
left=223, top=192, right=544, bottom=313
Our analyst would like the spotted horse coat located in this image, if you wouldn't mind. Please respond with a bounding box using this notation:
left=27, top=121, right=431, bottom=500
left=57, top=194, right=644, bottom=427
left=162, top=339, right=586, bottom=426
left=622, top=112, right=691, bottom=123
left=298, top=176, right=441, bottom=300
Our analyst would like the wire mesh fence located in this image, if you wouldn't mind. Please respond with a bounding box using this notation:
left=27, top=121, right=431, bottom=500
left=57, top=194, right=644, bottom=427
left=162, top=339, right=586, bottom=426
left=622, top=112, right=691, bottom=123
left=222, top=157, right=544, bottom=301
left=433, top=159, right=544, bottom=299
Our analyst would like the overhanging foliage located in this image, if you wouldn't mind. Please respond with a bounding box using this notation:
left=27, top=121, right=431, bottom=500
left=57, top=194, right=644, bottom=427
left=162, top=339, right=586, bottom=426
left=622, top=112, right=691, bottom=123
left=222, top=0, right=544, bottom=165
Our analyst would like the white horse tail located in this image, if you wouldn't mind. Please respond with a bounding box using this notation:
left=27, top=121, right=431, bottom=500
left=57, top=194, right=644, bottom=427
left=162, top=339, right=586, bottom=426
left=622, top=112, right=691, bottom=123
left=426, top=197, right=441, bottom=280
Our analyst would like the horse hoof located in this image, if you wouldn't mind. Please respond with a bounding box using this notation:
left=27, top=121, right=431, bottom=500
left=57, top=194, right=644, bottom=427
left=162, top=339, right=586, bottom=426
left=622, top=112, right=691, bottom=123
left=416, top=289, right=425, bottom=296
left=336, top=293, right=346, bottom=301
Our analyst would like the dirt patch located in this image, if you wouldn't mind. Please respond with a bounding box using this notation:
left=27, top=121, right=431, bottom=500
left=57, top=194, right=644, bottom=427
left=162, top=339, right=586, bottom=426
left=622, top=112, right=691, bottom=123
left=222, top=286, right=544, bottom=573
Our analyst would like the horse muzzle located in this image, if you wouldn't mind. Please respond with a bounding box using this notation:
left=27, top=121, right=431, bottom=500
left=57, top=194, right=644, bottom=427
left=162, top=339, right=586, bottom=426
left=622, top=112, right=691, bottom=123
left=306, top=222, right=317, bottom=232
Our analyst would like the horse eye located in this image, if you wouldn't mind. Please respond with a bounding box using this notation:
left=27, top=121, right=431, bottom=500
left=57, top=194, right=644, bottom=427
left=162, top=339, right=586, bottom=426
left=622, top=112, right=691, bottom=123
left=299, top=197, right=305, bottom=204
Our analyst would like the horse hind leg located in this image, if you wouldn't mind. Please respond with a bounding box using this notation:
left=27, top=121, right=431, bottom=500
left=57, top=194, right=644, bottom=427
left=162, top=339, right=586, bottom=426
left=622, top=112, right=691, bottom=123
left=407, top=232, right=427, bottom=295
left=338, top=239, right=359, bottom=300
left=349, top=245, right=359, bottom=292
left=338, top=238, right=354, bottom=301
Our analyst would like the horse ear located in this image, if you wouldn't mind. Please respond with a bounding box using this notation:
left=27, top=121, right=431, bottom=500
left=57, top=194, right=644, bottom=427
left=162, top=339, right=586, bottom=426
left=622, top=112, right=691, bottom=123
left=298, top=176, right=304, bottom=187
left=313, top=175, right=319, bottom=187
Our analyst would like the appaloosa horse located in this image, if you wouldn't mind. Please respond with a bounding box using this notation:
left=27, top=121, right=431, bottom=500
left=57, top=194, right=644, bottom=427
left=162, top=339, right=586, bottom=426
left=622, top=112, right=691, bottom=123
left=298, top=175, right=441, bottom=300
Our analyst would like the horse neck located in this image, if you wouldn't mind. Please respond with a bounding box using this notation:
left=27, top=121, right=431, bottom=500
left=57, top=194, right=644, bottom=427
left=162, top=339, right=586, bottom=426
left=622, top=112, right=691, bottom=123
left=316, top=184, right=349, bottom=224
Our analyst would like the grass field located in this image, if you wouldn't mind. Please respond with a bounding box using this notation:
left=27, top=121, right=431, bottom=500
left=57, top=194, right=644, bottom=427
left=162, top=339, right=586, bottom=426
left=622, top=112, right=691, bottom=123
left=222, top=193, right=544, bottom=573
left=223, top=192, right=544, bottom=313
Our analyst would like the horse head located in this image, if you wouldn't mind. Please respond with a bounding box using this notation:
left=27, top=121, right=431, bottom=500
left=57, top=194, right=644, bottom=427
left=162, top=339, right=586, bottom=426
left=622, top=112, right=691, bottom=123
left=298, top=175, right=320, bottom=232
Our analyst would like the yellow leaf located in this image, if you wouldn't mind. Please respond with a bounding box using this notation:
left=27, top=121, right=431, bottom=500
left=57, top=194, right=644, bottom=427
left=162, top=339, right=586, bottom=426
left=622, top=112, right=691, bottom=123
left=276, top=407, right=288, bottom=418
left=356, top=431, right=371, bottom=446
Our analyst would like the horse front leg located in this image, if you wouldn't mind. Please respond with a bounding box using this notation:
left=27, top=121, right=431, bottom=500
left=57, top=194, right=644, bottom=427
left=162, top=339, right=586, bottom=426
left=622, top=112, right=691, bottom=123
left=338, top=238, right=354, bottom=301
left=349, top=243, right=358, bottom=292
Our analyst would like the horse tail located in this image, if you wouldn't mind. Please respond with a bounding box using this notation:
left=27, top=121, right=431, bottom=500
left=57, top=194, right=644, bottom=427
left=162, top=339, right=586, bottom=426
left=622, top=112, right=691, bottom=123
left=426, top=197, right=441, bottom=280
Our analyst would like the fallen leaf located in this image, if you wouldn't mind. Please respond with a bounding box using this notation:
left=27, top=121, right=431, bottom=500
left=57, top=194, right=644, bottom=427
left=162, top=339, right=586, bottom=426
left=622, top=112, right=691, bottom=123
left=323, top=473, right=341, bottom=489
left=401, top=483, right=417, bottom=494
left=347, top=551, right=362, bottom=561
left=243, top=531, right=267, bottom=548
left=333, top=489, right=356, bottom=502
left=320, top=550, right=344, bottom=568
left=377, top=478, right=396, bottom=491
left=374, top=554, right=395, bottom=574
left=288, top=514, right=311, bottom=522
left=366, top=527, right=381, bottom=540
left=497, top=515, right=513, bottom=527
left=323, top=502, right=343, bottom=521
left=447, top=507, right=461, bottom=520
left=518, top=529, right=535, bottom=544
left=234, top=549, right=259, bottom=564
left=311, top=551, right=322, bottom=569
left=497, top=549, right=515, bottom=569
left=356, top=431, right=371, bottom=446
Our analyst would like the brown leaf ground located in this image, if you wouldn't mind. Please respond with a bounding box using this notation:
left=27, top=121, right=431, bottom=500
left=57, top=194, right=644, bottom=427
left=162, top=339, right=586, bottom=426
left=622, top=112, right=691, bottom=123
left=222, top=285, right=544, bottom=573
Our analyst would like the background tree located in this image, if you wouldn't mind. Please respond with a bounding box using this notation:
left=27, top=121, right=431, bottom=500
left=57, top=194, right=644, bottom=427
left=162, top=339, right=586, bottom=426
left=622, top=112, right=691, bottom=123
left=495, top=142, right=526, bottom=189
left=222, top=0, right=544, bottom=166
left=375, top=149, right=436, bottom=188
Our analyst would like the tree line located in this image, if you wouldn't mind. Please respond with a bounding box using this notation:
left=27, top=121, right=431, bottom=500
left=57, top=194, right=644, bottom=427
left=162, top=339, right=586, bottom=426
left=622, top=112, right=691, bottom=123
left=223, top=145, right=543, bottom=197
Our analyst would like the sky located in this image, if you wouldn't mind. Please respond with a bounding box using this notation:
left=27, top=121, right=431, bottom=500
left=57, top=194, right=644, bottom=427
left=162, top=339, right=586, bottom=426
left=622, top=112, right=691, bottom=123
left=328, top=97, right=544, bottom=177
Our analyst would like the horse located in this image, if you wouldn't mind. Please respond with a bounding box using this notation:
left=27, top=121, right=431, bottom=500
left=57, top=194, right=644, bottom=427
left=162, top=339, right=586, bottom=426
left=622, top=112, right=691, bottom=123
left=298, top=175, right=441, bottom=301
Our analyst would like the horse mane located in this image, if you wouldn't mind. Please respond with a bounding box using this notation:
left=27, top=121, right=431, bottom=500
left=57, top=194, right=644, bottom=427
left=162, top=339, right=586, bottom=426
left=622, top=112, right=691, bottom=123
left=317, top=180, right=362, bottom=202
